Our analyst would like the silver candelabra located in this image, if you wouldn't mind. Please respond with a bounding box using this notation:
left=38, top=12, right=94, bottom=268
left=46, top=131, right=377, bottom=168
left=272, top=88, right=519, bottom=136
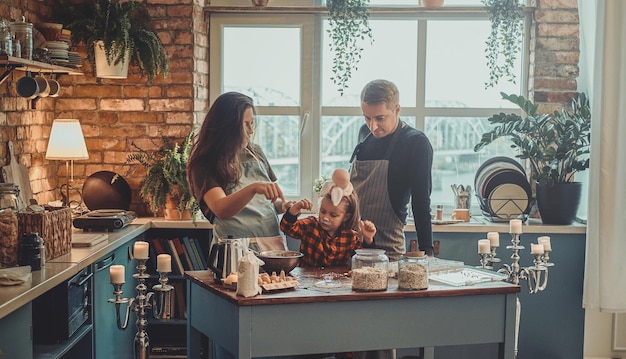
left=108, top=258, right=174, bottom=359
left=481, top=232, right=554, bottom=294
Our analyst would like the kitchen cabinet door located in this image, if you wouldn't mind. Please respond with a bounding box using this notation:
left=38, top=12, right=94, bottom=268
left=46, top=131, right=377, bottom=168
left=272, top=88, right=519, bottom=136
left=93, top=241, right=136, bottom=358
left=0, top=302, right=32, bottom=358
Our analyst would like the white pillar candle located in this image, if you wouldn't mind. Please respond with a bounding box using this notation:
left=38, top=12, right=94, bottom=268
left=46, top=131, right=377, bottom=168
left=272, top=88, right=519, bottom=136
left=157, top=254, right=172, bottom=272
left=509, top=219, right=523, bottom=234
left=538, top=236, right=551, bottom=251
left=530, top=243, right=545, bottom=255
left=487, top=232, right=500, bottom=247
left=478, top=239, right=491, bottom=254
left=110, top=265, right=125, bottom=284
left=134, top=241, right=149, bottom=259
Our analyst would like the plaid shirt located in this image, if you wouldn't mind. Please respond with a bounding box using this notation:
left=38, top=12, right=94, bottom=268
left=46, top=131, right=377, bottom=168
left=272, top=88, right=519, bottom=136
left=280, top=212, right=363, bottom=267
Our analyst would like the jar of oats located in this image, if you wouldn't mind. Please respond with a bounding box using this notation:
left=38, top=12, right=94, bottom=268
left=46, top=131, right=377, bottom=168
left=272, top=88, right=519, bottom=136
left=398, top=251, right=429, bottom=290
left=351, top=249, right=389, bottom=291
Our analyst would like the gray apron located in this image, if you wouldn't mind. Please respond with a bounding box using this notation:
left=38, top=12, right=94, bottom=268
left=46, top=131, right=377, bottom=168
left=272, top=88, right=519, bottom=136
left=350, top=128, right=405, bottom=262
left=213, top=155, right=281, bottom=240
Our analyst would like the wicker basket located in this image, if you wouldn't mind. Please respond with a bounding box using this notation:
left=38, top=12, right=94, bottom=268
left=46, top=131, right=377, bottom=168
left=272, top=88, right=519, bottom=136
left=0, top=211, right=19, bottom=267
left=18, top=207, right=72, bottom=261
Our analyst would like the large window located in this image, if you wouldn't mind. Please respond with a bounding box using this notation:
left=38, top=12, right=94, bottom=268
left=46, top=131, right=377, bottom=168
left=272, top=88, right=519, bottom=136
left=209, top=1, right=529, bottom=212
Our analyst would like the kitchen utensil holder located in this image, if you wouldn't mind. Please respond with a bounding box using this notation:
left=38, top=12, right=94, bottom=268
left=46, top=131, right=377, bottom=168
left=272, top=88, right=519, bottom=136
left=108, top=258, right=173, bottom=359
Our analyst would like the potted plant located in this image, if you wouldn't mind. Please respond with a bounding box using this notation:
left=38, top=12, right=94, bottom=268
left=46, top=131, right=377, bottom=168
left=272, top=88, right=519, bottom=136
left=126, top=131, right=199, bottom=221
left=482, top=0, right=524, bottom=88
left=473, top=92, right=591, bottom=224
left=326, top=0, right=374, bottom=95
left=54, top=0, right=169, bottom=82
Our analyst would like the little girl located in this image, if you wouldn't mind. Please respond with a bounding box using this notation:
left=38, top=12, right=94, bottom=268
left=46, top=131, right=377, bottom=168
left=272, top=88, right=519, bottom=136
left=280, top=169, right=376, bottom=267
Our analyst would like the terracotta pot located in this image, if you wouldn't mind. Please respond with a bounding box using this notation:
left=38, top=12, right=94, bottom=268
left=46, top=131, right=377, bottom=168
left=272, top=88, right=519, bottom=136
left=420, top=0, right=444, bottom=6
left=164, top=187, right=192, bottom=221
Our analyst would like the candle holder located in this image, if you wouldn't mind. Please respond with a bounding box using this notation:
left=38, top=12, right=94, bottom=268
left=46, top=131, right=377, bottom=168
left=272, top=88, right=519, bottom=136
left=478, top=252, right=492, bottom=270
left=488, top=246, right=501, bottom=266
left=496, top=233, right=552, bottom=294
left=108, top=258, right=173, bottom=359
left=542, top=249, right=555, bottom=267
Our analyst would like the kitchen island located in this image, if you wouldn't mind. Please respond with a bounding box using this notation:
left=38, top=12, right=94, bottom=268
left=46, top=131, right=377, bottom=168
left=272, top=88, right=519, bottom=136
left=185, top=267, right=521, bottom=359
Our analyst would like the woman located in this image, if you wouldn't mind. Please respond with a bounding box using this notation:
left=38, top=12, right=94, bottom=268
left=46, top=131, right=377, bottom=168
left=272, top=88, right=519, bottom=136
left=187, top=91, right=291, bottom=241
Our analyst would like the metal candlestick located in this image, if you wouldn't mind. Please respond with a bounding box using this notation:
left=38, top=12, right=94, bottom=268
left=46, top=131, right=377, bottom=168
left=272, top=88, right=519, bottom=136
left=496, top=233, right=551, bottom=294
left=108, top=258, right=173, bottom=359
left=489, top=246, right=501, bottom=265
left=478, top=252, right=492, bottom=269
left=542, top=249, right=555, bottom=267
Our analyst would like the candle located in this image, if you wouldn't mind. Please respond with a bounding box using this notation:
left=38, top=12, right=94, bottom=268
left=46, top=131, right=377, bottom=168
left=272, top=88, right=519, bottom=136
left=530, top=243, right=545, bottom=255
left=538, top=236, right=552, bottom=251
left=509, top=219, right=523, bottom=234
left=157, top=254, right=172, bottom=272
left=134, top=241, right=149, bottom=259
left=478, top=239, right=491, bottom=254
left=487, top=232, right=500, bottom=247
left=110, top=265, right=125, bottom=284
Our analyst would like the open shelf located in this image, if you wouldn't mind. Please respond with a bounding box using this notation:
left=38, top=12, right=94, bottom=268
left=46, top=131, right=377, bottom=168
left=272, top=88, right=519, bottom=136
left=0, top=54, right=82, bottom=85
left=33, top=323, right=93, bottom=359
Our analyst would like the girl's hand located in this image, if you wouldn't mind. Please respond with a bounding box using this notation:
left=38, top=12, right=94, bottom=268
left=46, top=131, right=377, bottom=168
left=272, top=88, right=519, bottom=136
left=280, top=200, right=297, bottom=214
left=360, top=220, right=376, bottom=243
left=289, top=199, right=313, bottom=215
left=254, top=182, right=285, bottom=203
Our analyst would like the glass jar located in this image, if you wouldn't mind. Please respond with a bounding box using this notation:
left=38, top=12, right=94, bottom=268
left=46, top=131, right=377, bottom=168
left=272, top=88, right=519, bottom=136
left=351, top=248, right=389, bottom=291
left=0, top=183, right=20, bottom=210
left=398, top=251, right=429, bottom=290
left=19, top=232, right=42, bottom=271
left=10, top=16, right=32, bottom=60
left=0, top=19, right=12, bottom=56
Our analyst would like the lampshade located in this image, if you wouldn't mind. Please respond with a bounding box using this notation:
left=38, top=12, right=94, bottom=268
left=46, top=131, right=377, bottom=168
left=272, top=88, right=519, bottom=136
left=45, top=119, right=89, bottom=160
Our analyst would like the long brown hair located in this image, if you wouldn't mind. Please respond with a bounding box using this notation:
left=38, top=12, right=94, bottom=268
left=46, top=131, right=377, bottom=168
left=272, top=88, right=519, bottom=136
left=324, top=191, right=362, bottom=233
left=187, top=92, right=255, bottom=194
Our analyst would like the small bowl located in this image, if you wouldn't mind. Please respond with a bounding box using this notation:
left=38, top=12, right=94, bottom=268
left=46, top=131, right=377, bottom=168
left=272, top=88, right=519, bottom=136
left=256, top=250, right=303, bottom=274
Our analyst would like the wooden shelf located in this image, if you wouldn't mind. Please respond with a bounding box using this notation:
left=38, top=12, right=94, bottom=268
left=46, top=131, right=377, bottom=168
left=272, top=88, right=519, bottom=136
left=0, top=54, right=82, bottom=75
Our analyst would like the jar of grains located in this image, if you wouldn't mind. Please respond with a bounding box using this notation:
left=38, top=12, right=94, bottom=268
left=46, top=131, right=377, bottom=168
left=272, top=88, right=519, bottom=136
left=351, top=249, right=389, bottom=291
left=398, top=251, right=429, bottom=290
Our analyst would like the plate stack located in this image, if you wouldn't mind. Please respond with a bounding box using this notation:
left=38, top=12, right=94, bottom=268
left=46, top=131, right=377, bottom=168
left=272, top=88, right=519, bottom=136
left=45, top=40, right=69, bottom=64
left=68, top=51, right=82, bottom=68
left=474, top=156, right=532, bottom=221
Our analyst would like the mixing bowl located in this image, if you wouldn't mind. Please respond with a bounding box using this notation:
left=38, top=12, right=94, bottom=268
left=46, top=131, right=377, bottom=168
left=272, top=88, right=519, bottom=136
left=256, top=250, right=303, bottom=274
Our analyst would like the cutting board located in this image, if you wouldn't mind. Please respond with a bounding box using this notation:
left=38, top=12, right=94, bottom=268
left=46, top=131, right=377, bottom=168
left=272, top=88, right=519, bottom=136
left=2, top=141, right=34, bottom=208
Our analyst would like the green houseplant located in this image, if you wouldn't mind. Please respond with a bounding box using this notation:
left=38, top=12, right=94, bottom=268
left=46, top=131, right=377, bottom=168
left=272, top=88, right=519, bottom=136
left=326, top=0, right=374, bottom=95
left=54, top=0, right=169, bottom=82
left=126, top=131, right=199, bottom=221
left=474, top=92, right=591, bottom=224
left=482, top=0, right=524, bottom=88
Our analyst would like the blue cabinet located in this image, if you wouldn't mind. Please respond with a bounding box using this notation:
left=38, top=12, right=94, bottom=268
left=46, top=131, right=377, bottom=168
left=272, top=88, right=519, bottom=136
left=93, top=240, right=136, bottom=359
left=0, top=302, right=32, bottom=358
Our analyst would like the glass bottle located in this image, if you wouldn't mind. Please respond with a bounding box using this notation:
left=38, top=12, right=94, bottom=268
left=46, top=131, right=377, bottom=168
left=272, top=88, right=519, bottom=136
left=351, top=248, right=389, bottom=291
left=398, top=251, right=429, bottom=290
left=0, top=19, right=12, bottom=56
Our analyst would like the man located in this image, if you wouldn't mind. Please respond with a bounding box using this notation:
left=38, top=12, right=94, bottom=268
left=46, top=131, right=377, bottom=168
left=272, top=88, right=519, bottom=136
left=349, top=79, right=434, bottom=359
left=350, top=79, right=434, bottom=260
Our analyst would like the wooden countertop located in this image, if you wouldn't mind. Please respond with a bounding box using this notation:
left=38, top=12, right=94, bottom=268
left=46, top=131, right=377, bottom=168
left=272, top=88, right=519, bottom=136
left=185, top=266, right=520, bottom=306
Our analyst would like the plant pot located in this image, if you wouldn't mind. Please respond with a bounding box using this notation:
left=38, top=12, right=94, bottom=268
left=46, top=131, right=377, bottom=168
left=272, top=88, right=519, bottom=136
left=164, top=189, right=191, bottom=221
left=94, top=40, right=129, bottom=79
left=535, top=182, right=582, bottom=225
left=420, top=0, right=444, bottom=6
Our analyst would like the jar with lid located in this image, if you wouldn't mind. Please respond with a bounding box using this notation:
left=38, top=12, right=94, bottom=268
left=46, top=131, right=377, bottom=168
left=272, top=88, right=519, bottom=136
left=398, top=251, right=429, bottom=290
left=10, top=16, right=32, bottom=60
left=351, top=248, right=389, bottom=291
left=19, top=232, right=42, bottom=271
left=0, top=183, right=20, bottom=210
left=0, top=19, right=12, bottom=56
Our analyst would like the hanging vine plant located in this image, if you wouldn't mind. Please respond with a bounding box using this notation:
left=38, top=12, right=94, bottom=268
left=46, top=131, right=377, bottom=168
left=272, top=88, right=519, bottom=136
left=327, top=0, right=374, bottom=95
left=483, top=0, right=524, bottom=88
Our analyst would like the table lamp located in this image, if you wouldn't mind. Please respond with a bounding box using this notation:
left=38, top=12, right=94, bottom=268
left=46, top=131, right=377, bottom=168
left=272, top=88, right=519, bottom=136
left=45, top=119, right=89, bottom=207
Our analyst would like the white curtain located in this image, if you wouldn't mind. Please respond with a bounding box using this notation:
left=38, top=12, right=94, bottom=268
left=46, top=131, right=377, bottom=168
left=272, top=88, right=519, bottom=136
left=580, top=0, right=626, bottom=312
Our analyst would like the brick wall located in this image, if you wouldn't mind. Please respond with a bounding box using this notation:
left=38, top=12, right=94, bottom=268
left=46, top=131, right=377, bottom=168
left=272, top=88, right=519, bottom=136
left=0, top=0, right=578, bottom=215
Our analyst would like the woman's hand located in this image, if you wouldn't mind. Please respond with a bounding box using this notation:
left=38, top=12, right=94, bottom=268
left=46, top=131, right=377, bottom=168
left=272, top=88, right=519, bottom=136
left=288, top=199, right=313, bottom=215
left=254, top=182, right=285, bottom=203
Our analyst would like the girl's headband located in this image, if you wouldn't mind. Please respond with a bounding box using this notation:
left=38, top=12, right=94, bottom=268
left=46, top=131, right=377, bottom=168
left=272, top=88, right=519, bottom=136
left=319, top=180, right=354, bottom=206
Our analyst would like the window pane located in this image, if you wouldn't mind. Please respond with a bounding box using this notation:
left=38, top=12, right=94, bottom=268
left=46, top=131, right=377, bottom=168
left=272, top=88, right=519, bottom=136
left=223, top=27, right=300, bottom=106
left=425, top=117, right=522, bottom=206
left=322, top=20, right=418, bottom=107
left=253, top=115, right=301, bottom=195
left=425, top=21, right=523, bottom=108
left=320, top=116, right=364, bottom=175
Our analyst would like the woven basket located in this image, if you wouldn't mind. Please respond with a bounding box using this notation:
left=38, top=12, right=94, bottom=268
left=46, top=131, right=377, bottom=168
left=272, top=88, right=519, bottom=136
left=0, top=211, right=19, bottom=267
left=18, top=207, right=72, bottom=261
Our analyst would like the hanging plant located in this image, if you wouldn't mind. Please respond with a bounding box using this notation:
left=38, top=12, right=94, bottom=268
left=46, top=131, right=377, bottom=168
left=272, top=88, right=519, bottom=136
left=327, top=0, right=374, bottom=95
left=483, top=0, right=524, bottom=88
